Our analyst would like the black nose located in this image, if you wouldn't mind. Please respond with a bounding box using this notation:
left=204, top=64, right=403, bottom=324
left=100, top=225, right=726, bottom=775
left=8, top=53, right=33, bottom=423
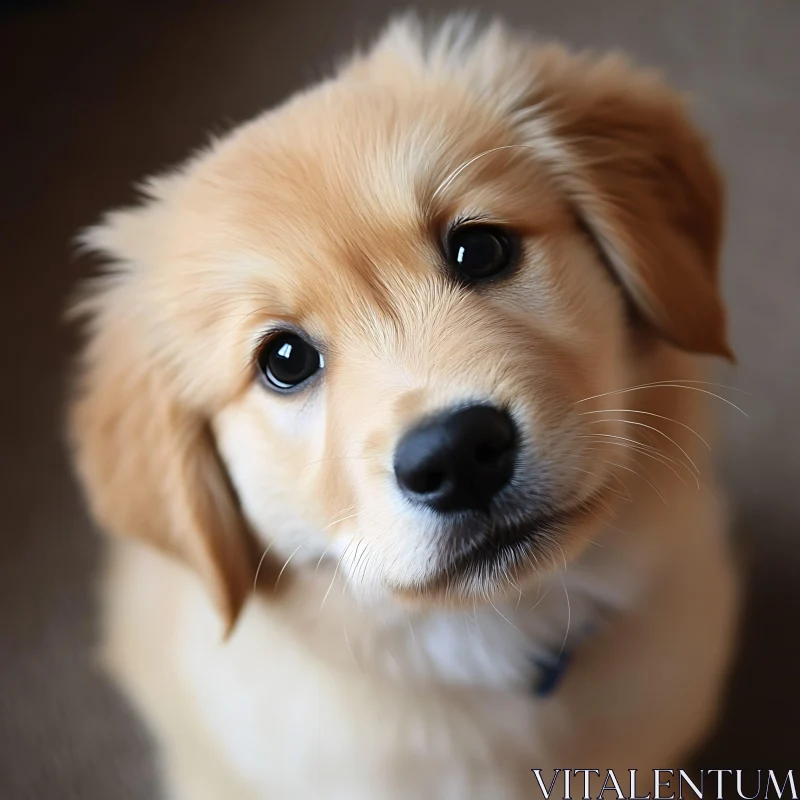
left=393, top=405, right=517, bottom=513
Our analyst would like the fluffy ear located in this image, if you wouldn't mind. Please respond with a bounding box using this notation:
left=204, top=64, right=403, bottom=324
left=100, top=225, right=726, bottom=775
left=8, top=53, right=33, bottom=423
left=373, top=19, right=730, bottom=356
left=522, top=48, right=732, bottom=358
left=69, top=273, right=256, bottom=631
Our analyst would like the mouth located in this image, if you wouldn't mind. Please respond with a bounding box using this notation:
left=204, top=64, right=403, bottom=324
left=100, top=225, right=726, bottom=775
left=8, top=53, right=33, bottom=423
left=421, top=480, right=616, bottom=595
left=442, top=511, right=569, bottom=581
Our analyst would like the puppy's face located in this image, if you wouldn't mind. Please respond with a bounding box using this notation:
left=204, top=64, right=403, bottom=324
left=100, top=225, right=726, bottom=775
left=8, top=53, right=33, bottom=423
left=71, top=19, right=729, bottom=622
left=207, top=101, right=627, bottom=603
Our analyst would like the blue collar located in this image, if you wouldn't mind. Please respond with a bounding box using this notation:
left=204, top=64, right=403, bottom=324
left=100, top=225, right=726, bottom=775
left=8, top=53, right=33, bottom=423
left=532, top=648, right=574, bottom=697
left=531, top=620, right=600, bottom=697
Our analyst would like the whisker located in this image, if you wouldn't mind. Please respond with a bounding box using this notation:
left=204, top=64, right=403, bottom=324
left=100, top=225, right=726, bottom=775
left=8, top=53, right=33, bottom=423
left=604, top=460, right=667, bottom=504
left=585, top=419, right=700, bottom=478
left=578, top=408, right=711, bottom=450
left=592, top=494, right=619, bottom=520
left=407, top=617, right=418, bottom=650
left=557, top=549, right=571, bottom=659
left=488, top=596, right=522, bottom=634
left=463, top=612, right=479, bottom=650
left=574, top=382, right=748, bottom=416
left=321, top=511, right=359, bottom=531
left=572, top=465, right=631, bottom=501
left=624, top=378, right=751, bottom=395
left=356, top=539, right=372, bottom=582
left=347, top=538, right=370, bottom=594
left=584, top=538, right=604, bottom=548
left=528, top=586, right=551, bottom=614
left=344, top=539, right=364, bottom=594
left=359, top=546, right=376, bottom=588
left=302, top=455, right=381, bottom=469
left=581, top=435, right=697, bottom=489
left=314, top=540, right=338, bottom=574
left=273, top=539, right=309, bottom=593
left=581, top=491, right=640, bottom=537
left=321, top=539, right=356, bottom=610
left=579, top=431, right=683, bottom=463
left=605, top=470, right=633, bottom=500
left=583, top=442, right=693, bottom=491
left=342, top=622, right=360, bottom=670
left=504, top=570, right=524, bottom=605
left=583, top=503, right=630, bottom=536
left=253, top=539, right=276, bottom=593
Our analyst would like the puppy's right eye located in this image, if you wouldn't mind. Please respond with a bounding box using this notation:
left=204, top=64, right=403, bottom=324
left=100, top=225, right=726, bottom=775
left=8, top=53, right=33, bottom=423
left=257, top=332, right=323, bottom=392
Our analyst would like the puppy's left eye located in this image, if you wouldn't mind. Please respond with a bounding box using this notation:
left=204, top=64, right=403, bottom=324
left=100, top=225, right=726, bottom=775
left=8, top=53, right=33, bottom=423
left=446, top=225, right=517, bottom=282
left=257, top=332, right=323, bottom=392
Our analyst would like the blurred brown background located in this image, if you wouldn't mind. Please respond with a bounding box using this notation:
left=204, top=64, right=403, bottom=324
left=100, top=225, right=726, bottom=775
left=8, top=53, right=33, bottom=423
left=1, top=1, right=798, bottom=797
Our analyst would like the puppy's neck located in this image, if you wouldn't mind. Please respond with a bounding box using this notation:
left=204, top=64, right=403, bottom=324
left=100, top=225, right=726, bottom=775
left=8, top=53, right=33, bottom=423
left=259, top=524, right=652, bottom=694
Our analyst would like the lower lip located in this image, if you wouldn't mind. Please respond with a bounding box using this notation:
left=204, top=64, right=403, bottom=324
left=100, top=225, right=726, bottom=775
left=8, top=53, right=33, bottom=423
left=443, top=516, right=556, bottom=575
left=441, top=481, right=614, bottom=575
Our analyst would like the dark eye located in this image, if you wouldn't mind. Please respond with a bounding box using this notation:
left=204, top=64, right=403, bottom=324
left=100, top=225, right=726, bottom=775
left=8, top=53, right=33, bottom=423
left=446, top=225, right=517, bottom=282
left=257, top=332, right=323, bottom=392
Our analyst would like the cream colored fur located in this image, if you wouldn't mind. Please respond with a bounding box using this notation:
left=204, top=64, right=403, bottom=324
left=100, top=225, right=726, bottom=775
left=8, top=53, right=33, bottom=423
left=70, top=16, right=739, bottom=799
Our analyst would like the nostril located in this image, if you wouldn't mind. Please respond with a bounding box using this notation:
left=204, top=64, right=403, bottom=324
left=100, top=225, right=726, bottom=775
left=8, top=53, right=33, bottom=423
left=412, top=467, right=446, bottom=495
left=474, top=440, right=507, bottom=465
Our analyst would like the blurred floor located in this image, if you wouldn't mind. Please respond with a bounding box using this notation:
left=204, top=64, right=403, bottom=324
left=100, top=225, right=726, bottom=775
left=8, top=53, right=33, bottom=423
left=1, top=0, right=799, bottom=796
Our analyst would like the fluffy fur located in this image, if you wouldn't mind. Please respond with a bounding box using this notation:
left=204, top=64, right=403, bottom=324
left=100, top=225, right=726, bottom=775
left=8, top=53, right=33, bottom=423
left=69, top=16, right=739, bottom=799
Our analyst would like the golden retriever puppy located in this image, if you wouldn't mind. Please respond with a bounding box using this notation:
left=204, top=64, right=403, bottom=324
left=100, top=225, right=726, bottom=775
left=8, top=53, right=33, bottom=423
left=69, top=15, right=739, bottom=799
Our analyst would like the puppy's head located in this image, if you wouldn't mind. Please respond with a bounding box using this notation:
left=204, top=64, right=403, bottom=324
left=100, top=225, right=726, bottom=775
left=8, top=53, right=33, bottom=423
left=70, top=17, right=728, bottom=627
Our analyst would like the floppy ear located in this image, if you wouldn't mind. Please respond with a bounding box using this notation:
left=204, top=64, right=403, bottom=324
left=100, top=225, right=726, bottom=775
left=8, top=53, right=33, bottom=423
left=522, top=48, right=732, bottom=358
left=69, top=274, right=256, bottom=631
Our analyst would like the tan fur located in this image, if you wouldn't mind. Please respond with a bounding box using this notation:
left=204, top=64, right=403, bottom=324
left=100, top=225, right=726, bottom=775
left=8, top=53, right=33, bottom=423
left=69, top=16, right=738, bottom=798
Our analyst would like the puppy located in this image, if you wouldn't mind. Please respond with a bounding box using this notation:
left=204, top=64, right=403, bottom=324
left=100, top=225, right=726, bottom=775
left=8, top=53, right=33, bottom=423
left=69, top=16, right=739, bottom=799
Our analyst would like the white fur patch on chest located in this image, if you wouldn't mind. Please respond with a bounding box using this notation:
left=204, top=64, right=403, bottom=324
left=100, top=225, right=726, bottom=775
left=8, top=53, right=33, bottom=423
left=295, top=533, right=648, bottom=694
left=169, top=524, right=655, bottom=793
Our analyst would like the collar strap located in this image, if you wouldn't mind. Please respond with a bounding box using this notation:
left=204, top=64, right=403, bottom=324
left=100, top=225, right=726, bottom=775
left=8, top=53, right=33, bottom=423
left=531, top=619, right=600, bottom=697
